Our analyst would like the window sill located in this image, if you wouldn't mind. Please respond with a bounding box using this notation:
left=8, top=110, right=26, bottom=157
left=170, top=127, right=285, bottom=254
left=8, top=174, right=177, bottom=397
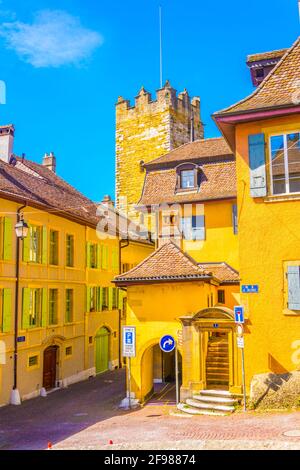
left=264, top=193, right=300, bottom=203
left=175, top=188, right=198, bottom=195
left=283, top=308, right=300, bottom=316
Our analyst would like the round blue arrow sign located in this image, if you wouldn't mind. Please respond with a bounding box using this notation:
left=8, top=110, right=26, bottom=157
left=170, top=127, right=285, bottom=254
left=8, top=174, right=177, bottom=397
left=159, top=335, right=176, bottom=353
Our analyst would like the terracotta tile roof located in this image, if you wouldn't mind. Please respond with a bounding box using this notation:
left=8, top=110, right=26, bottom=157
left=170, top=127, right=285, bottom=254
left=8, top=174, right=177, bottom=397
left=198, top=262, right=239, bottom=284
left=247, top=48, right=288, bottom=64
left=214, top=36, right=300, bottom=115
left=0, top=157, right=152, bottom=243
left=145, top=138, right=232, bottom=167
left=138, top=160, right=236, bottom=206
left=114, top=240, right=213, bottom=284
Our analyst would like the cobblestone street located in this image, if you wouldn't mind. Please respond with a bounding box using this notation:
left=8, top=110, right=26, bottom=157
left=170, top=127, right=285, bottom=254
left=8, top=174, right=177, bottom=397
left=0, top=370, right=300, bottom=450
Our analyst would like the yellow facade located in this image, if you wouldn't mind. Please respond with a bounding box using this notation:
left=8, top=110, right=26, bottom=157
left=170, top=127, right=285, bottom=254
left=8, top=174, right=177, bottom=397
left=0, top=197, right=121, bottom=405
left=125, top=281, right=240, bottom=402
left=234, top=115, right=300, bottom=388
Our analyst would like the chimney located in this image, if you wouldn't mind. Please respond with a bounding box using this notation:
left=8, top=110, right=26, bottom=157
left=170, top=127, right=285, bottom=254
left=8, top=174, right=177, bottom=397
left=42, top=152, right=56, bottom=172
left=0, top=124, right=14, bottom=163
left=101, top=195, right=115, bottom=208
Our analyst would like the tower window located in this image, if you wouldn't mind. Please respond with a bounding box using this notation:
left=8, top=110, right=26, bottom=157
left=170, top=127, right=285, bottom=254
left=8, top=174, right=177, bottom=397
left=180, top=170, right=195, bottom=189
left=255, top=68, right=264, bottom=78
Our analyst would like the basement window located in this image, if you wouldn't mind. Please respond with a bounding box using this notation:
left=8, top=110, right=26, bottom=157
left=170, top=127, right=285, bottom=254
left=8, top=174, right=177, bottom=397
left=218, top=290, right=225, bottom=304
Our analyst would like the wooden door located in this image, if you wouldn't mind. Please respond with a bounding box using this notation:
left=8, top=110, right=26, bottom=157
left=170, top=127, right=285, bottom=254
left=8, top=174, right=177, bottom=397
left=43, top=346, right=57, bottom=390
left=95, top=327, right=110, bottom=374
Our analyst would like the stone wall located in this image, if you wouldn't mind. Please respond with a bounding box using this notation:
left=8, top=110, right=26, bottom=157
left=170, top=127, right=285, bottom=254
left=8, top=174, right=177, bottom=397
left=115, top=82, right=204, bottom=218
left=250, top=370, right=300, bottom=409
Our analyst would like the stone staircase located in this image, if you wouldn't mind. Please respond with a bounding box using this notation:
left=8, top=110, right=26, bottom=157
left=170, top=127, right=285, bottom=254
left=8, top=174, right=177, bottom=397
left=177, top=389, right=240, bottom=416
left=206, top=338, right=229, bottom=389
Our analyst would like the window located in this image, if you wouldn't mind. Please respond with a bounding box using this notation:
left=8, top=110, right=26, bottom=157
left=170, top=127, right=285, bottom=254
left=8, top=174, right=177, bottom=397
left=232, top=204, right=238, bottom=235
left=0, top=218, right=3, bottom=260
left=49, top=289, right=58, bottom=325
left=180, top=215, right=205, bottom=240
left=210, top=293, right=214, bottom=307
left=218, top=290, right=225, bottom=304
left=255, top=69, right=264, bottom=78
left=65, top=346, right=72, bottom=356
left=180, top=169, right=195, bottom=189
left=65, top=289, right=73, bottom=323
left=49, top=230, right=59, bottom=265
left=87, top=243, right=98, bottom=269
left=28, top=355, right=38, bottom=367
left=66, top=234, right=74, bottom=267
left=29, top=289, right=42, bottom=327
left=112, top=288, right=117, bottom=309
left=270, top=132, right=300, bottom=195
left=89, top=336, right=93, bottom=344
left=88, top=286, right=101, bottom=312
left=102, top=287, right=108, bottom=310
left=29, top=225, right=42, bottom=263
left=286, top=264, right=300, bottom=311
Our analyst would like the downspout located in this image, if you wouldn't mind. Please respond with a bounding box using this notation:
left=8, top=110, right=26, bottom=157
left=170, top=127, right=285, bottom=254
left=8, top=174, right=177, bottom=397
left=118, top=238, right=129, bottom=368
left=11, top=203, right=27, bottom=405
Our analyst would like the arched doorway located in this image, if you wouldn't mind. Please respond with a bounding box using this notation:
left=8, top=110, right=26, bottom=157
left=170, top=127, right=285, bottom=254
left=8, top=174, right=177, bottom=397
left=141, top=343, right=182, bottom=402
left=43, top=345, right=58, bottom=390
left=95, top=326, right=110, bottom=374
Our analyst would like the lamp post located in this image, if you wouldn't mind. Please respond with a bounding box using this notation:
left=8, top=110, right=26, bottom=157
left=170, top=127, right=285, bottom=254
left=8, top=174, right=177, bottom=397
left=10, top=208, right=28, bottom=405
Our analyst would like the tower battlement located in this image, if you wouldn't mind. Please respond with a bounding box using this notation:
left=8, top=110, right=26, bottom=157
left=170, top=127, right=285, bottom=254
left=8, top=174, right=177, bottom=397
left=116, top=81, right=201, bottom=121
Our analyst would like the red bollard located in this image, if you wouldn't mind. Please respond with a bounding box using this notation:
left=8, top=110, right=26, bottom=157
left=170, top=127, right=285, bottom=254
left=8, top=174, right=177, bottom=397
left=47, top=442, right=52, bottom=450
left=109, top=439, right=113, bottom=445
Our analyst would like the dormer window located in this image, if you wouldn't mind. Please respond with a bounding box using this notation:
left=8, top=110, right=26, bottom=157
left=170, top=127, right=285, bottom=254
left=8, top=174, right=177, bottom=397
left=180, top=169, right=195, bottom=189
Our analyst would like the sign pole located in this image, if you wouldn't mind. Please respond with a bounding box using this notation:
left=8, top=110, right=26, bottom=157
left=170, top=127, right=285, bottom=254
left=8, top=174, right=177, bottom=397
left=128, top=356, right=132, bottom=410
left=241, top=348, right=246, bottom=412
left=175, top=344, right=179, bottom=405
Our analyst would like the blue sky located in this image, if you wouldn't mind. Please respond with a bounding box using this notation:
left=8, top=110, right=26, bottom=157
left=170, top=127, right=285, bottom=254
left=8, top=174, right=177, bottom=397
left=0, top=0, right=299, bottom=201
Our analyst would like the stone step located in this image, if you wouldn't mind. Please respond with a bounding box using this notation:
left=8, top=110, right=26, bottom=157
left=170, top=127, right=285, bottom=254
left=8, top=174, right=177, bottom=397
left=206, top=366, right=229, bottom=372
left=186, top=399, right=235, bottom=412
left=200, top=389, right=233, bottom=398
left=207, top=352, right=228, bottom=357
left=206, top=373, right=229, bottom=379
left=206, top=380, right=229, bottom=386
left=192, top=394, right=238, bottom=405
left=177, top=403, right=228, bottom=417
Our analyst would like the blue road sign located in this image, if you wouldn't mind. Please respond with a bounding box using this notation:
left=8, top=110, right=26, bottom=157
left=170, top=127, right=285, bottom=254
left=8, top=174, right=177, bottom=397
left=234, top=306, right=245, bottom=324
left=125, top=332, right=133, bottom=345
left=17, top=336, right=25, bottom=342
left=241, top=285, right=259, bottom=293
left=159, top=335, right=176, bottom=353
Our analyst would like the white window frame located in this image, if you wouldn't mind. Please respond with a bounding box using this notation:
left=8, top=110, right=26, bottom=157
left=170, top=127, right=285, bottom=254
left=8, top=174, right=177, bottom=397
left=269, top=131, right=300, bottom=196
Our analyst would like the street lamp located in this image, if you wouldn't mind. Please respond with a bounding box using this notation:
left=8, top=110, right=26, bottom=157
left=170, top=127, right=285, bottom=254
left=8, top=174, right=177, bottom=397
left=15, top=217, right=29, bottom=240
left=10, top=208, right=28, bottom=406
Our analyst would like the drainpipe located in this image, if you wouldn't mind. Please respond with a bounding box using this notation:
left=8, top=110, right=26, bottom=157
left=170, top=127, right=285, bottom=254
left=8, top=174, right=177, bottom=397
left=118, top=239, right=129, bottom=368
left=10, top=204, right=27, bottom=405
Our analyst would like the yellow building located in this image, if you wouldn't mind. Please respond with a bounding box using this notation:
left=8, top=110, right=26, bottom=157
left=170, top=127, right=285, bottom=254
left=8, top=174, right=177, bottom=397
left=0, top=126, right=152, bottom=406
left=214, top=36, right=300, bottom=407
left=114, top=132, right=241, bottom=409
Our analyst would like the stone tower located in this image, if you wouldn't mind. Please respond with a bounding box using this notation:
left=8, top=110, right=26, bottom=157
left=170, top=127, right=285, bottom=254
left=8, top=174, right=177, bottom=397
left=115, top=81, right=204, bottom=217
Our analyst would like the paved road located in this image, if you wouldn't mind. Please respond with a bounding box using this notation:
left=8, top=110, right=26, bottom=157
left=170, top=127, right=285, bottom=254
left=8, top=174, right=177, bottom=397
left=1, top=369, right=300, bottom=450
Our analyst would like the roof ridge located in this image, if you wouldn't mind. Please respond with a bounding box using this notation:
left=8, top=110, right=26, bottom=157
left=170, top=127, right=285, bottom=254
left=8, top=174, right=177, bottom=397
left=246, top=47, right=288, bottom=61
left=214, top=36, right=300, bottom=116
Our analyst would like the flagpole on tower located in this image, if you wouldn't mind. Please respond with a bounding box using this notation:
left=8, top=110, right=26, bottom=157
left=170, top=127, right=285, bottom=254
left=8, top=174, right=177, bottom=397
left=159, top=6, right=163, bottom=88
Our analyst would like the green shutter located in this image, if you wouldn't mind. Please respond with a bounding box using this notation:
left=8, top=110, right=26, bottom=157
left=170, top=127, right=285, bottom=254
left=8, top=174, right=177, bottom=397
left=41, top=288, right=47, bottom=327
left=3, top=217, right=12, bottom=261
left=97, top=244, right=101, bottom=269
left=108, top=287, right=113, bottom=310
left=102, top=245, right=108, bottom=269
left=42, top=226, right=47, bottom=264
left=118, top=289, right=124, bottom=311
left=2, top=288, right=12, bottom=332
left=248, top=133, right=267, bottom=197
left=22, top=288, right=30, bottom=329
left=112, top=248, right=119, bottom=273
left=86, top=286, right=91, bottom=312
left=22, top=226, right=30, bottom=262
left=86, top=242, right=91, bottom=268
left=95, top=286, right=100, bottom=311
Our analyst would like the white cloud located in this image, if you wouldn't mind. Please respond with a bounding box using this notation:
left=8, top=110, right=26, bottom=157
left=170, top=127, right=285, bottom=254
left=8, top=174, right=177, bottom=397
left=0, top=10, right=103, bottom=67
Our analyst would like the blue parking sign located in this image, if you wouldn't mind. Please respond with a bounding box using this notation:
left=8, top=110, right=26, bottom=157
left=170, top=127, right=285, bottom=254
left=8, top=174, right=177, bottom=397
left=234, top=306, right=244, bottom=324
left=125, top=332, right=133, bottom=345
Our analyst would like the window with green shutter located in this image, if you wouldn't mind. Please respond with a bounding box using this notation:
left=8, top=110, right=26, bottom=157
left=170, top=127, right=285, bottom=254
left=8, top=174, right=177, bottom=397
left=102, top=287, right=108, bottom=310
left=87, top=243, right=98, bottom=268
left=0, top=217, right=13, bottom=261
left=0, top=288, right=12, bottom=333
left=112, top=248, right=119, bottom=273
left=101, top=245, right=109, bottom=269
left=49, top=289, right=58, bottom=325
left=49, top=230, right=59, bottom=265
left=112, top=288, right=117, bottom=309
left=65, top=289, right=73, bottom=323
left=23, top=288, right=43, bottom=328
left=66, top=234, right=74, bottom=267
left=27, top=225, right=42, bottom=263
